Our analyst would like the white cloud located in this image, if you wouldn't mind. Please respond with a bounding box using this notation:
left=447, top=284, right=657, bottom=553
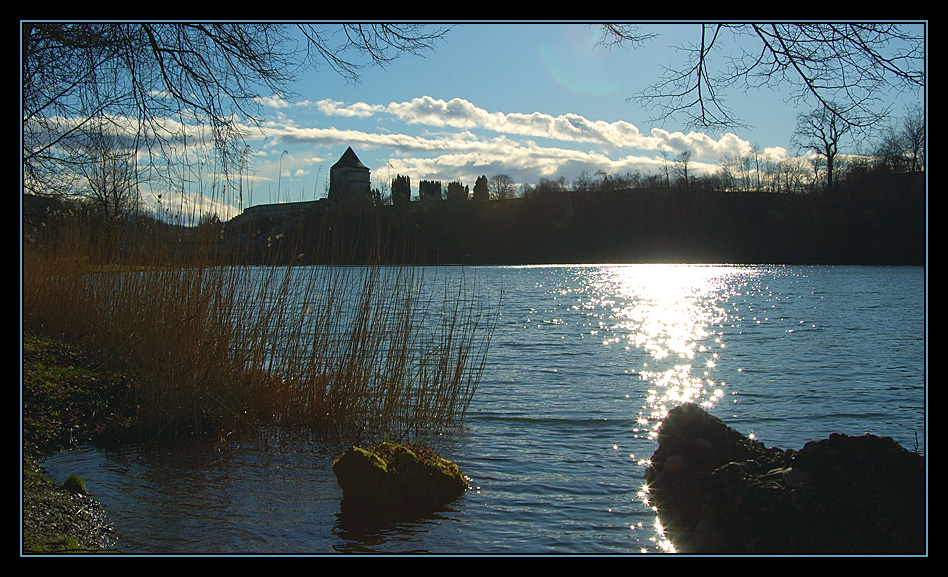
left=385, top=96, right=490, bottom=129
left=255, top=94, right=293, bottom=109
left=378, top=96, right=750, bottom=159
left=265, top=93, right=759, bottom=160
left=761, top=146, right=789, bottom=162
left=314, top=99, right=384, bottom=118
left=247, top=93, right=780, bottom=195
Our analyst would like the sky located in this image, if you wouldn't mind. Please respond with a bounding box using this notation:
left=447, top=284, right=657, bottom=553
left=185, top=22, right=925, bottom=220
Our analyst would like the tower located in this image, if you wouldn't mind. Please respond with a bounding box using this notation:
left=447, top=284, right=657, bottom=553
left=327, top=146, right=371, bottom=202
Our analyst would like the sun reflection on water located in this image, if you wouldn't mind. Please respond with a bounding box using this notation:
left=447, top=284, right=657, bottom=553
left=579, top=264, right=756, bottom=552
left=584, top=264, right=753, bottom=436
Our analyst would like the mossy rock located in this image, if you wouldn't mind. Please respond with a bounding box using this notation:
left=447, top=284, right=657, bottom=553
left=332, top=442, right=467, bottom=517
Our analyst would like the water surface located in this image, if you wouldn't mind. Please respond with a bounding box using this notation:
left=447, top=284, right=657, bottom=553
left=41, top=264, right=926, bottom=554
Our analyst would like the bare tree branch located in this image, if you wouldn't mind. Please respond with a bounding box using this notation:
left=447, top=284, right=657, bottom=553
left=600, top=23, right=925, bottom=132
left=22, top=23, right=451, bottom=197
left=792, top=104, right=853, bottom=191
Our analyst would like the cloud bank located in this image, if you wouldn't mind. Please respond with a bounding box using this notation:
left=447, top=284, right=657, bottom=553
left=250, top=95, right=784, bottom=192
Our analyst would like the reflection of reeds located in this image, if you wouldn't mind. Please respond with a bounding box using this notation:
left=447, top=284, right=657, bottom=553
left=22, top=209, right=496, bottom=447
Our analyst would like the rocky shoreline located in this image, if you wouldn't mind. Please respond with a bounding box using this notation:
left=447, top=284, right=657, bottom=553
left=644, top=403, right=927, bottom=555
left=22, top=464, right=117, bottom=553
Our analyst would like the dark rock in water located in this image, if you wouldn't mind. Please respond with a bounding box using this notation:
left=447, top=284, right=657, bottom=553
left=645, top=403, right=926, bottom=554
left=332, top=442, right=468, bottom=520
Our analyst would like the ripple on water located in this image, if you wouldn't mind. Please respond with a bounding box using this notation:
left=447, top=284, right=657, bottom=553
left=39, top=265, right=924, bottom=554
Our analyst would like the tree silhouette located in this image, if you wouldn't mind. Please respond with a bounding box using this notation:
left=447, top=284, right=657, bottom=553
left=793, top=104, right=852, bottom=192
left=22, top=23, right=451, bottom=196
left=446, top=180, right=467, bottom=203
left=489, top=174, right=515, bottom=200
left=392, top=174, right=411, bottom=210
left=472, top=175, right=489, bottom=202
left=599, top=23, right=924, bottom=131
left=81, top=124, right=139, bottom=220
left=899, top=104, right=926, bottom=173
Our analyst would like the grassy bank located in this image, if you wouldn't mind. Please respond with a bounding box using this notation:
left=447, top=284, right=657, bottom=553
left=22, top=333, right=124, bottom=553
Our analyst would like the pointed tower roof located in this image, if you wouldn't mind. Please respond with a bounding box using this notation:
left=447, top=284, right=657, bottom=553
left=332, top=146, right=368, bottom=170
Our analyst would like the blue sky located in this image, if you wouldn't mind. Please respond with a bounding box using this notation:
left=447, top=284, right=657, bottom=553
left=202, top=22, right=924, bottom=218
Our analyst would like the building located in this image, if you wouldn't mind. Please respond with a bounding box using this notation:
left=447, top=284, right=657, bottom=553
left=237, top=199, right=322, bottom=221
left=327, top=146, right=371, bottom=203
left=228, top=146, right=371, bottom=230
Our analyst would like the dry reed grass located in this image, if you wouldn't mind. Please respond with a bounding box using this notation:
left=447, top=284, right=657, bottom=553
left=22, top=209, right=496, bottom=447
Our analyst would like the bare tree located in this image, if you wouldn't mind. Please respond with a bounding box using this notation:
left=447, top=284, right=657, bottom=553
left=22, top=23, right=451, bottom=196
left=489, top=174, right=516, bottom=200
left=778, top=156, right=812, bottom=194
left=874, top=125, right=911, bottom=174
left=81, top=123, right=139, bottom=220
left=672, top=150, right=692, bottom=191
left=599, top=23, right=925, bottom=132
left=793, top=105, right=852, bottom=192
left=873, top=104, right=926, bottom=174
left=573, top=170, right=594, bottom=193
left=716, top=154, right=739, bottom=192
left=533, top=176, right=567, bottom=196
left=900, top=103, right=925, bottom=173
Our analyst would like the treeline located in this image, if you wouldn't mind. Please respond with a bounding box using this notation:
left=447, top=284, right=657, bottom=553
left=232, top=164, right=924, bottom=266
left=24, top=146, right=926, bottom=268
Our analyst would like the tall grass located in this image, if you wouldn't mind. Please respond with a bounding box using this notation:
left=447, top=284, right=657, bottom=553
left=22, top=207, right=496, bottom=446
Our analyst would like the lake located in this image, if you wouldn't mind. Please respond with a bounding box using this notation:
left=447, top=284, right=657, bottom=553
left=41, top=264, right=926, bottom=554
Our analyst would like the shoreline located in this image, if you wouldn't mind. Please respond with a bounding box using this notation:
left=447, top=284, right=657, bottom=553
left=21, top=332, right=122, bottom=554
left=22, top=330, right=927, bottom=555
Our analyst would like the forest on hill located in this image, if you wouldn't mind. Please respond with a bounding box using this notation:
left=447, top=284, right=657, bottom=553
left=222, top=169, right=925, bottom=267
left=23, top=162, right=925, bottom=267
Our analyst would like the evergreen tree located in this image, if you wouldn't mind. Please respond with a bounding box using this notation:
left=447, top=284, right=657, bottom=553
left=392, top=174, right=411, bottom=210
left=473, top=175, right=489, bottom=202
left=446, top=180, right=467, bottom=203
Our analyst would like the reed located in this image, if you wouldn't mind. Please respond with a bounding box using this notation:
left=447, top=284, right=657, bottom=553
left=22, top=206, right=496, bottom=447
